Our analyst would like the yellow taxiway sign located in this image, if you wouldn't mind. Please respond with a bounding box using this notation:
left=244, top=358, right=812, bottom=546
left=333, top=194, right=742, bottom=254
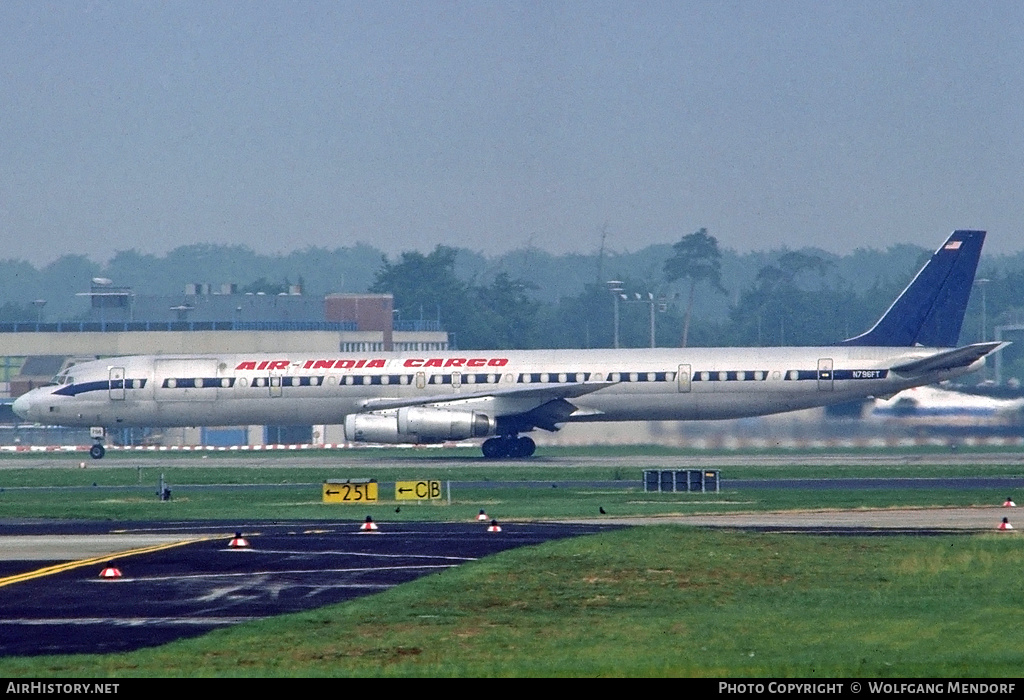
left=323, top=479, right=378, bottom=503
left=395, top=480, right=441, bottom=500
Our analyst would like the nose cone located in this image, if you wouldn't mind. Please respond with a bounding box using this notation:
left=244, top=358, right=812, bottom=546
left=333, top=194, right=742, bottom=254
left=12, top=393, right=33, bottom=421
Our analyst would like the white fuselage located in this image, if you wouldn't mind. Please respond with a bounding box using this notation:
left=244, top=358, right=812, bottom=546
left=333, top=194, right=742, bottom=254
left=14, top=346, right=983, bottom=431
left=12, top=229, right=994, bottom=456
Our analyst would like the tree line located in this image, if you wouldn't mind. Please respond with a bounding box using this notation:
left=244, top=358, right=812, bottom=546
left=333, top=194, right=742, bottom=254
left=3, top=233, right=1024, bottom=382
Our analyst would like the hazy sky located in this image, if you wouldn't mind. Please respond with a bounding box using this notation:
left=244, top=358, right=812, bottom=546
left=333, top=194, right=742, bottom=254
left=2, top=1, right=1022, bottom=266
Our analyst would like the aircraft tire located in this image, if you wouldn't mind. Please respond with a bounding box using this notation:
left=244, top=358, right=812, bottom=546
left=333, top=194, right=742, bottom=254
left=513, top=436, right=536, bottom=458
left=481, top=437, right=505, bottom=459
left=482, top=436, right=537, bottom=459
left=89, top=444, right=106, bottom=460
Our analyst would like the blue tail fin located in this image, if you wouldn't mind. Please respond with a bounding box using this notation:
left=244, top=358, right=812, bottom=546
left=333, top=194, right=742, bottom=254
left=841, top=230, right=985, bottom=347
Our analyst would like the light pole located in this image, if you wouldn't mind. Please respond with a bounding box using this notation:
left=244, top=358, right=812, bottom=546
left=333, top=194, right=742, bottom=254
left=973, top=278, right=992, bottom=382
left=993, top=323, right=1024, bottom=385
left=644, top=293, right=655, bottom=348
left=610, top=285, right=666, bottom=348
left=976, top=278, right=990, bottom=342
left=624, top=292, right=664, bottom=348
left=633, top=293, right=657, bottom=348
left=607, top=281, right=623, bottom=348
left=31, top=299, right=46, bottom=325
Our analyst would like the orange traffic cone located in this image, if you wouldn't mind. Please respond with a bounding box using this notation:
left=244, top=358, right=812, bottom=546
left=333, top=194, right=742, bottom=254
left=998, top=517, right=1013, bottom=531
left=476, top=509, right=489, bottom=521
left=1003, top=497, right=1017, bottom=508
left=99, top=562, right=122, bottom=578
left=228, top=531, right=250, bottom=548
left=487, top=519, right=502, bottom=532
left=359, top=516, right=379, bottom=532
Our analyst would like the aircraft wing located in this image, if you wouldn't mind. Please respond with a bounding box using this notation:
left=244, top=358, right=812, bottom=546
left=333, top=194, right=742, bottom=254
left=358, top=381, right=614, bottom=415
left=890, top=341, right=1008, bottom=377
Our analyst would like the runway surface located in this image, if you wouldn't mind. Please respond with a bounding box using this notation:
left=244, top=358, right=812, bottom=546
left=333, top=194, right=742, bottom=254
left=6, top=449, right=1024, bottom=470
left=576, top=506, right=1020, bottom=532
left=0, top=519, right=614, bottom=657
left=2, top=449, right=1021, bottom=657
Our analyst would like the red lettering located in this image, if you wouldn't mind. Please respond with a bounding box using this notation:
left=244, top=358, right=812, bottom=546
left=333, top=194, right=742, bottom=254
left=242, top=356, right=506, bottom=372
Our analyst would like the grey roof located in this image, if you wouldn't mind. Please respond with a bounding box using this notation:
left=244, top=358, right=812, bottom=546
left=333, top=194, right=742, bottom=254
left=19, top=355, right=68, bottom=377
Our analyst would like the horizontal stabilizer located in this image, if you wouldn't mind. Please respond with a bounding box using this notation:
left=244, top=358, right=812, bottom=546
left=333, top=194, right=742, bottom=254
left=890, top=341, right=1008, bottom=376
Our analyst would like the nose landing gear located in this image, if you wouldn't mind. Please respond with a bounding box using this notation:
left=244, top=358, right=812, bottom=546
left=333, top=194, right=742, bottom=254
left=89, top=427, right=106, bottom=460
left=481, top=435, right=536, bottom=459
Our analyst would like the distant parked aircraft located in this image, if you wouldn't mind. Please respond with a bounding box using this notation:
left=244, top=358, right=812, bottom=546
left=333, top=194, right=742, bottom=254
left=871, top=384, right=1024, bottom=432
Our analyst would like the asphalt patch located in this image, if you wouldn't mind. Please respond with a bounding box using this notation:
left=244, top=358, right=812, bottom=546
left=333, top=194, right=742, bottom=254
left=0, top=519, right=615, bottom=657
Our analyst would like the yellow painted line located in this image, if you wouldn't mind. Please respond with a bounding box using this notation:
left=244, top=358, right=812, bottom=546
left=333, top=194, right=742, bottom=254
left=0, top=535, right=226, bottom=589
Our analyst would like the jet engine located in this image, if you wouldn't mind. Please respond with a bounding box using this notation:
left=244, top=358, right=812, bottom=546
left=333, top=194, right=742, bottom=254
left=344, top=407, right=496, bottom=444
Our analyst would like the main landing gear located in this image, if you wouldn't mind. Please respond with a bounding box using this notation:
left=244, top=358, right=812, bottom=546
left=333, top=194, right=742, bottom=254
left=481, top=435, right=536, bottom=459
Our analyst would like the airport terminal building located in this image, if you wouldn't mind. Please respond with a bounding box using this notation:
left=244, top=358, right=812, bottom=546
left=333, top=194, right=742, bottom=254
left=0, top=282, right=449, bottom=448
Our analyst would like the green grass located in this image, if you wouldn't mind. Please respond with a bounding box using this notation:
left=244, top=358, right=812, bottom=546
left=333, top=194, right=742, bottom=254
left=2, top=447, right=1023, bottom=676
left=4, top=442, right=1024, bottom=479
left=0, top=477, right=1015, bottom=522
left=1, top=446, right=1021, bottom=520
left=1, top=527, right=1022, bottom=677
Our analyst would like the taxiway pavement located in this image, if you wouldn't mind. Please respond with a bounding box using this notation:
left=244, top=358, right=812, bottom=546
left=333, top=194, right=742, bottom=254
left=0, top=519, right=614, bottom=657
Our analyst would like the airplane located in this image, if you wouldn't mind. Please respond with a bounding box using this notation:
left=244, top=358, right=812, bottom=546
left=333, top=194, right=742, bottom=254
left=13, top=229, right=1006, bottom=460
left=870, top=384, right=1024, bottom=432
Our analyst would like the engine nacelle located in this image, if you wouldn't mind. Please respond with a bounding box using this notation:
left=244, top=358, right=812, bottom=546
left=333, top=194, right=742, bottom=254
left=344, top=407, right=495, bottom=444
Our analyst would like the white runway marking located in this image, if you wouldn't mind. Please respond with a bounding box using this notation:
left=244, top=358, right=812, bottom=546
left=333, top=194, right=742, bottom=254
left=116, top=564, right=460, bottom=582
left=1, top=617, right=258, bottom=626
left=230, top=548, right=477, bottom=560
